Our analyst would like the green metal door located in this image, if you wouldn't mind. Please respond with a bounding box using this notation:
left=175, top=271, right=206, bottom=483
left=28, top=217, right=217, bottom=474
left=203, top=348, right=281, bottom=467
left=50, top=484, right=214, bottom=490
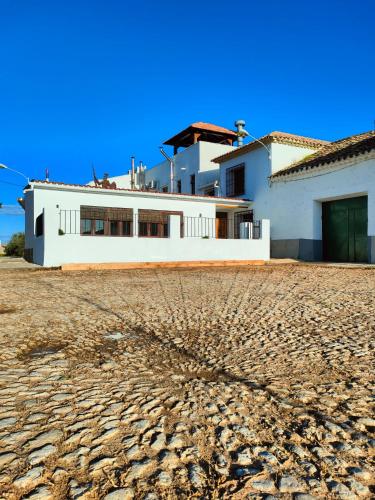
left=322, top=196, right=368, bottom=262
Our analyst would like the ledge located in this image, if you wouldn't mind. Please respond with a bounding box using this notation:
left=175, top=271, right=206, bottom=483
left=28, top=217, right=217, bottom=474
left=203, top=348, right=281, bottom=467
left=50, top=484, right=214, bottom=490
left=61, top=260, right=266, bottom=271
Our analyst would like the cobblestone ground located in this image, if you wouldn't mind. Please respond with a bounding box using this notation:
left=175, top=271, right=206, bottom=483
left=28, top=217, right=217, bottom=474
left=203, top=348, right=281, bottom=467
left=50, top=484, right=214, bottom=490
left=0, top=265, right=374, bottom=499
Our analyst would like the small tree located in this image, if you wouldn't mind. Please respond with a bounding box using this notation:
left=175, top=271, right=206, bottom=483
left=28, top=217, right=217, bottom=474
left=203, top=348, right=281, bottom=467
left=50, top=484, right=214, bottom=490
left=4, top=232, right=25, bottom=257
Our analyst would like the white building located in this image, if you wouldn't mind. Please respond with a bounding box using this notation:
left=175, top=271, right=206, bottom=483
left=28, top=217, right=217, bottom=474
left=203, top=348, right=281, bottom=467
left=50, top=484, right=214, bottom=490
left=93, top=122, right=236, bottom=195
left=23, top=180, right=270, bottom=267
left=144, top=122, right=236, bottom=195
left=214, top=130, right=375, bottom=263
left=22, top=118, right=375, bottom=266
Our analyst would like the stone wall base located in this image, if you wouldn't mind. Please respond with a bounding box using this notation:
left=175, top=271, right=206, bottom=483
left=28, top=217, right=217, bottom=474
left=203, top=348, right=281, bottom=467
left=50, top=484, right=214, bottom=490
left=271, top=239, right=322, bottom=261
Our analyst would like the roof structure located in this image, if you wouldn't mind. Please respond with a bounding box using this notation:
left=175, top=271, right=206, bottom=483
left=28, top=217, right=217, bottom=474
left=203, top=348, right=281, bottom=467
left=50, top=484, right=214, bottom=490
left=27, top=180, right=251, bottom=204
left=163, top=122, right=237, bottom=151
left=271, top=131, right=375, bottom=179
left=213, top=131, right=328, bottom=163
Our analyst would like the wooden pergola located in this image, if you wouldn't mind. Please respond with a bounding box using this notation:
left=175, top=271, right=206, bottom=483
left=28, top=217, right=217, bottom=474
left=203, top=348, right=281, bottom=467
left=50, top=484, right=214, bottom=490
left=164, top=122, right=237, bottom=155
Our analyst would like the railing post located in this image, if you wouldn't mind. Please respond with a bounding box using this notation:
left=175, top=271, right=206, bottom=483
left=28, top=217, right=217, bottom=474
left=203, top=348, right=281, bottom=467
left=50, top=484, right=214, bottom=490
left=133, top=209, right=138, bottom=237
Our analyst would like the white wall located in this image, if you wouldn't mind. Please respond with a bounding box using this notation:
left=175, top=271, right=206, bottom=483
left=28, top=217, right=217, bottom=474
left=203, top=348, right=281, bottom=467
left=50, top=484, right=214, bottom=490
left=270, top=143, right=318, bottom=174
left=219, top=142, right=319, bottom=206
left=219, top=143, right=375, bottom=258
left=219, top=146, right=271, bottom=217
left=41, top=212, right=270, bottom=267
left=145, top=141, right=234, bottom=194
left=24, top=190, right=44, bottom=264
left=25, top=184, right=264, bottom=266
left=269, top=155, right=375, bottom=241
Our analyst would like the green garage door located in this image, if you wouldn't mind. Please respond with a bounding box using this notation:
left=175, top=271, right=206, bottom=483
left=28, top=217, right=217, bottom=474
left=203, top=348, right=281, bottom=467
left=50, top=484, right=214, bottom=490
left=322, top=196, right=368, bottom=262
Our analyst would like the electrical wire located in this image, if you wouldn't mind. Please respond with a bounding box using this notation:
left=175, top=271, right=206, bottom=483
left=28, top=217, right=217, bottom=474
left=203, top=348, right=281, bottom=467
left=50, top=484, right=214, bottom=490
left=0, top=179, right=24, bottom=187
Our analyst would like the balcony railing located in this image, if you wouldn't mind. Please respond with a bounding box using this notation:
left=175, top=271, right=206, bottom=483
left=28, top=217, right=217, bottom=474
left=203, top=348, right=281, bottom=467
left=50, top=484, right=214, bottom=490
left=183, top=216, right=261, bottom=239
left=58, top=210, right=261, bottom=240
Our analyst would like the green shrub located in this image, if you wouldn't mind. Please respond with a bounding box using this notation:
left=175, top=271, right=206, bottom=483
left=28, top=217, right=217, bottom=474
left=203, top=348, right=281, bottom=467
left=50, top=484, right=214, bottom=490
left=4, top=232, right=25, bottom=257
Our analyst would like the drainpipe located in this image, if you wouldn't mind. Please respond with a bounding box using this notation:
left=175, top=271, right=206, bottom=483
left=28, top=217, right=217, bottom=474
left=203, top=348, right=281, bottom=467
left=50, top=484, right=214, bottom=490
left=159, top=147, right=174, bottom=193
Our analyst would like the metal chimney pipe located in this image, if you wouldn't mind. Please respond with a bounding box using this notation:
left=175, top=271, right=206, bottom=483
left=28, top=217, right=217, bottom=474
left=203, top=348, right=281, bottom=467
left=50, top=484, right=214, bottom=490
left=235, top=119, right=248, bottom=147
left=159, top=147, right=174, bottom=193
left=131, top=156, right=135, bottom=189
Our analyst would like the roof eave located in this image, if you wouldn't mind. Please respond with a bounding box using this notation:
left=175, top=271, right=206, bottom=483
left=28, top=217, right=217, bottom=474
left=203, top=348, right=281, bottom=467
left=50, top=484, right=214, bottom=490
left=164, top=125, right=237, bottom=146
left=28, top=181, right=251, bottom=205
left=213, top=135, right=327, bottom=164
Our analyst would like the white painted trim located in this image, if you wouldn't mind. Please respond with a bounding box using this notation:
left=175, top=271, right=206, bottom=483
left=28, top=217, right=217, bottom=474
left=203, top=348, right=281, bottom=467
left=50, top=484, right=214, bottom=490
left=26, top=182, right=251, bottom=207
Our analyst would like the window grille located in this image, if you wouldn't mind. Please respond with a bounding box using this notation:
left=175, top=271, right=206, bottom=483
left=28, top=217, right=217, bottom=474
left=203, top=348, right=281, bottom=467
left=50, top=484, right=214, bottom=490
left=138, top=210, right=183, bottom=238
left=80, top=206, right=133, bottom=236
left=226, top=163, right=245, bottom=197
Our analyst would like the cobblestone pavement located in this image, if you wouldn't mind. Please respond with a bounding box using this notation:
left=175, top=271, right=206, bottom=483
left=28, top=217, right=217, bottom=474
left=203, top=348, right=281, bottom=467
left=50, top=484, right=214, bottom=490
left=0, top=265, right=374, bottom=499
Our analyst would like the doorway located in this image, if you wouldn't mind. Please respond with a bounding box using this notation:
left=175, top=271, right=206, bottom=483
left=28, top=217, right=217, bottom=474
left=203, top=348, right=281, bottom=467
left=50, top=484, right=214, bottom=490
left=322, top=196, right=368, bottom=262
left=216, top=212, right=228, bottom=239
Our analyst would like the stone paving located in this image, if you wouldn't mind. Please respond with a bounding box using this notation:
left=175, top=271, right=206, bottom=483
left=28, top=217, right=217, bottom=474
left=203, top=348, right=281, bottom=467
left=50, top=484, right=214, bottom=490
left=0, top=265, right=374, bottom=499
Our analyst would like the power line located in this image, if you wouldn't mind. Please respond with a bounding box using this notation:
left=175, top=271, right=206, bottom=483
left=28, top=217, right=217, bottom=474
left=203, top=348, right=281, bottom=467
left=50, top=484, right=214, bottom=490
left=0, top=179, right=24, bottom=187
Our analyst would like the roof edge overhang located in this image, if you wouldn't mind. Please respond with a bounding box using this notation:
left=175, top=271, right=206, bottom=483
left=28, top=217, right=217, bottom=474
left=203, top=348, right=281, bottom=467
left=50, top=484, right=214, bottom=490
left=26, top=181, right=251, bottom=206
left=213, top=133, right=328, bottom=164
left=163, top=123, right=237, bottom=147
left=270, top=148, right=375, bottom=182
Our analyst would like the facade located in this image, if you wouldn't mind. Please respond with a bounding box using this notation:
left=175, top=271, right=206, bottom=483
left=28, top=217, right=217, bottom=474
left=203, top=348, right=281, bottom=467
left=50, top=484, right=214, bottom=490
left=22, top=119, right=375, bottom=266
left=215, top=131, right=375, bottom=263
left=145, top=140, right=234, bottom=196
left=93, top=122, right=236, bottom=195
left=24, top=180, right=270, bottom=267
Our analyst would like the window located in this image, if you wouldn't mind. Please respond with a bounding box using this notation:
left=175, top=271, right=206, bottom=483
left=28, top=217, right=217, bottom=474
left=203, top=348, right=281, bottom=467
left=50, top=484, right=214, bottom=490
left=138, top=222, right=148, bottom=237
left=177, top=180, right=182, bottom=193
left=110, top=221, right=120, bottom=236
left=95, top=220, right=105, bottom=235
left=122, top=221, right=132, bottom=236
left=35, top=213, right=44, bottom=237
left=226, top=163, right=245, bottom=197
left=138, top=210, right=168, bottom=238
left=190, top=174, right=195, bottom=195
left=81, top=219, right=92, bottom=235
left=80, top=206, right=133, bottom=236
left=204, top=186, right=215, bottom=196
left=138, top=209, right=183, bottom=238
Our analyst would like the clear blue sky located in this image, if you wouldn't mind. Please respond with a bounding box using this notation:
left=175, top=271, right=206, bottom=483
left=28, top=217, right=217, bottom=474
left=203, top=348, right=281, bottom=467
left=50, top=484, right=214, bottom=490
left=0, top=0, right=374, bottom=242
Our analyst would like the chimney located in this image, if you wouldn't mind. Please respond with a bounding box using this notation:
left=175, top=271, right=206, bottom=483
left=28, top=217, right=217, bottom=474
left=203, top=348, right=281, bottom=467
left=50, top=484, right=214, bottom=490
left=130, top=156, right=135, bottom=189
left=235, top=119, right=249, bottom=147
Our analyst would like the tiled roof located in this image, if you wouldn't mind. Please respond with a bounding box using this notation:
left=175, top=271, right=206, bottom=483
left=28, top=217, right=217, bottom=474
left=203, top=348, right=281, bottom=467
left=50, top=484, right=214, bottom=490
left=190, top=122, right=237, bottom=136
left=271, top=131, right=375, bottom=179
left=213, top=131, right=328, bottom=163
left=164, top=122, right=237, bottom=146
left=28, top=180, right=251, bottom=203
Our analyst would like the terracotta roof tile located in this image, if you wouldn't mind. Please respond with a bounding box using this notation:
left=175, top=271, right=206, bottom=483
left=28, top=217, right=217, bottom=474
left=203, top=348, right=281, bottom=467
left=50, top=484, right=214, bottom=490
left=190, top=122, right=237, bottom=136
left=271, top=130, right=375, bottom=179
left=163, top=122, right=237, bottom=147
left=213, top=131, right=328, bottom=163
left=28, top=180, right=250, bottom=203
